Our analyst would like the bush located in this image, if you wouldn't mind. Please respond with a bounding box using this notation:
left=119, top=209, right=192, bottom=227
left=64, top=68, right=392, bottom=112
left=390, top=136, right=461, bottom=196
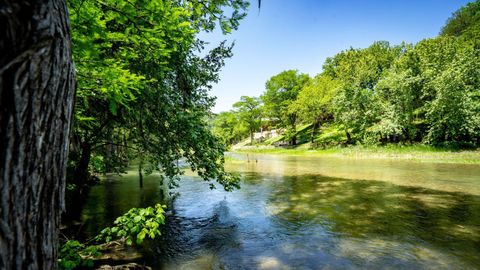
left=58, top=240, right=100, bottom=270
left=58, top=204, right=166, bottom=269
left=95, top=204, right=166, bottom=246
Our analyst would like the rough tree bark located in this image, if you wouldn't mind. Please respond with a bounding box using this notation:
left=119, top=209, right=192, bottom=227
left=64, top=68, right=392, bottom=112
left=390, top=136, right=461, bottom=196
left=0, top=1, right=75, bottom=269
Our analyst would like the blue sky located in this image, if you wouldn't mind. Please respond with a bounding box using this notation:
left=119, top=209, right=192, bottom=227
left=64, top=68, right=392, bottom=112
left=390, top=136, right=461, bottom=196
left=203, top=0, right=471, bottom=113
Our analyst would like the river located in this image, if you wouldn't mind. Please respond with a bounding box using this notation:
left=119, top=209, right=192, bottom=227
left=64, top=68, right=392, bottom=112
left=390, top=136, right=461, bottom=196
left=79, top=153, right=480, bottom=269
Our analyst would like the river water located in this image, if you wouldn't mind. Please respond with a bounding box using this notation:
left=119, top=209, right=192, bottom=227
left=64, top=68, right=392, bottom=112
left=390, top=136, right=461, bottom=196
left=80, top=154, right=480, bottom=269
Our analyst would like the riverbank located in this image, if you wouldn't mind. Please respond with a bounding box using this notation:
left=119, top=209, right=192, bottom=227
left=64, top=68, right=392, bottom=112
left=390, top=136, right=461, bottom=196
left=232, top=144, right=480, bottom=164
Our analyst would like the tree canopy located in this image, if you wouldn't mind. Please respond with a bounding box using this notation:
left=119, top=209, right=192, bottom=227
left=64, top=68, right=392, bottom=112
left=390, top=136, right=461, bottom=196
left=68, top=0, right=250, bottom=193
left=233, top=96, right=263, bottom=143
left=441, top=0, right=480, bottom=40
left=262, top=70, right=309, bottom=144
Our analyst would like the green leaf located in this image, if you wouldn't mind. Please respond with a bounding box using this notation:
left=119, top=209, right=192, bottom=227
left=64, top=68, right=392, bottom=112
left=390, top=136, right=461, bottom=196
left=109, top=100, right=118, bottom=115
left=126, top=238, right=133, bottom=246
left=137, top=231, right=146, bottom=241
left=133, top=215, right=142, bottom=223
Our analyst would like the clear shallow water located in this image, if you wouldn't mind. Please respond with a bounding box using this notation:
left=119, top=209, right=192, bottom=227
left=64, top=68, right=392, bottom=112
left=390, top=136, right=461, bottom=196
left=80, top=154, right=480, bottom=270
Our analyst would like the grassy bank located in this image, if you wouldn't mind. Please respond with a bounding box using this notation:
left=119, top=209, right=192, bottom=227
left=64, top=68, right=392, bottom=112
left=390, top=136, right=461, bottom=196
left=232, top=144, right=480, bottom=164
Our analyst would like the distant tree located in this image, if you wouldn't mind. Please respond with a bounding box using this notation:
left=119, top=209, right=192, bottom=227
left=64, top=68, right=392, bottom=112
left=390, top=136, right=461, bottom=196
left=292, top=75, right=341, bottom=143
left=262, top=70, right=309, bottom=145
left=233, top=96, right=263, bottom=144
left=376, top=35, right=480, bottom=146
left=441, top=0, right=480, bottom=41
left=325, top=41, right=402, bottom=143
left=0, top=1, right=75, bottom=269
left=375, top=43, right=423, bottom=142
left=212, top=111, right=246, bottom=145
left=414, top=37, right=480, bottom=145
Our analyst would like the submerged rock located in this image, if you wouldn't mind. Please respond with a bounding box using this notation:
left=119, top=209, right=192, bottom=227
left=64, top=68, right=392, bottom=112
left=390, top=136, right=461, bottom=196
left=85, top=240, right=149, bottom=269
left=94, top=240, right=143, bottom=261
left=97, top=263, right=152, bottom=270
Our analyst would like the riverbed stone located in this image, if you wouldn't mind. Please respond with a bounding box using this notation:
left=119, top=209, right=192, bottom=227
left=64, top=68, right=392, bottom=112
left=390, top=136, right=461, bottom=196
left=97, top=263, right=152, bottom=270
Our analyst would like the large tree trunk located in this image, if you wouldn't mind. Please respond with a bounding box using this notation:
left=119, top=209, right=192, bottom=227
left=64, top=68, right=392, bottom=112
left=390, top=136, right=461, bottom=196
left=0, top=1, right=75, bottom=269
left=290, top=124, right=297, bottom=146
left=345, top=129, right=352, bottom=144
left=311, top=121, right=319, bottom=144
left=289, top=114, right=297, bottom=146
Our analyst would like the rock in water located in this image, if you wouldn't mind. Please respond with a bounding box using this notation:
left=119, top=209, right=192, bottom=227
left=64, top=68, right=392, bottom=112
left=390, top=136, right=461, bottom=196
left=97, top=263, right=152, bottom=270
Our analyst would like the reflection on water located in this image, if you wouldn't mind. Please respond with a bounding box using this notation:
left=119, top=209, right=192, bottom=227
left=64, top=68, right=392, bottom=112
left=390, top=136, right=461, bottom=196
left=80, top=155, right=480, bottom=269
left=226, top=153, right=480, bottom=195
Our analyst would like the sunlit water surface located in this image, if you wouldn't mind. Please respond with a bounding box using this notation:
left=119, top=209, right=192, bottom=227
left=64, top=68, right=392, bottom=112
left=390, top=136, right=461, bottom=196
left=81, top=154, right=480, bottom=270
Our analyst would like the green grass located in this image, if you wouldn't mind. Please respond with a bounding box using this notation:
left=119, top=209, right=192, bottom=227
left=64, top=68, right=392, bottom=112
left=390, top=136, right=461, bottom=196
left=260, top=123, right=314, bottom=145
left=259, top=123, right=348, bottom=147
left=263, top=134, right=283, bottom=145
left=233, top=144, right=480, bottom=164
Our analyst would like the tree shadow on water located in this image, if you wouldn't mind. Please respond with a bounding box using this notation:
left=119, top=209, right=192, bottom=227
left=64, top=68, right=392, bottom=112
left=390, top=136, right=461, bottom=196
left=265, top=173, right=480, bottom=268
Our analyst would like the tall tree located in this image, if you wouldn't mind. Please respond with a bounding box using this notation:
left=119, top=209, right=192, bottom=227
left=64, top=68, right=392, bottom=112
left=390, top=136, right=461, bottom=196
left=0, top=1, right=75, bottom=269
left=292, top=75, right=340, bottom=143
left=325, top=41, right=402, bottom=143
left=378, top=36, right=480, bottom=145
left=415, top=37, right=480, bottom=145
left=375, top=43, right=423, bottom=142
left=233, top=96, right=262, bottom=144
left=262, top=70, right=309, bottom=145
left=67, top=0, right=249, bottom=192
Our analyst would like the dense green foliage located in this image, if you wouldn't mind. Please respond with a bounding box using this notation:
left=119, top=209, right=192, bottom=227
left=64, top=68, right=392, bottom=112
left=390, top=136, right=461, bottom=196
left=58, top=240, right=100, bottom=270
left=262, top=70, right=309, bottom=145
left=441, top=0, right=480, bottom=42
left=325, top=41, right=404, bottom=143
left=67, top=0, right=249, bottom=192
left=213, top=1, right=480, bottom=148
left=96, top=204, right=166, bottom=246
left=291, top=75, right=341, bottom=142
left=212, top=111, right=247, bottom=145
left=233, top=96, right=263, bottom=143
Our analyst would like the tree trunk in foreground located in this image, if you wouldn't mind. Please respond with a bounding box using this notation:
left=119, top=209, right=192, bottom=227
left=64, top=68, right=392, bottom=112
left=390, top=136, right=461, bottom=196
left=0, top=1, right=75, bottom=269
